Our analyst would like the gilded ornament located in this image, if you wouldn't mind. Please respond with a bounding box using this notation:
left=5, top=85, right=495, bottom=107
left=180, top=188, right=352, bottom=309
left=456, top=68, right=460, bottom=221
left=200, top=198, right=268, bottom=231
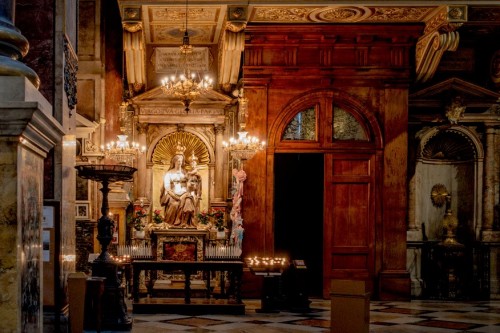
left=445, top=96, right=466, bottom=124
left=254, top=7, right=314, bottom=22
left=447, top=5, right=467, bottom=21
left=430, top=184, right=448, bottom=207
left=369, top=7, right=431, bottom=22
left=123, top=22, right=142, bottom=33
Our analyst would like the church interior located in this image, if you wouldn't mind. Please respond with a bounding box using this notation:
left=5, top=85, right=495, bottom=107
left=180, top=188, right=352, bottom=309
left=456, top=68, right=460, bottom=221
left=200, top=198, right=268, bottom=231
left=0, top=0, right=500, bottom=332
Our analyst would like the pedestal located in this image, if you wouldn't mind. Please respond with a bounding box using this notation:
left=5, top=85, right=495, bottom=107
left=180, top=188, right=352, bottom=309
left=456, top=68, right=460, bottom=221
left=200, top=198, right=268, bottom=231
left=75, top=165, right=137, bottom=331
left=330, top=280, right=370, bottom=333
left=255, top=274, right=282, bottom=313
left=0, top=77, right=64, bottom=332
left=425, top=243, right=467, bottom=299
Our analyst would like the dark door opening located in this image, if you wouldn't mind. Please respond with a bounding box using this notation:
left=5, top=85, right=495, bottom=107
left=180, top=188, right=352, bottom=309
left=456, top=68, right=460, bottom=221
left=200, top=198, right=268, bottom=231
left=274, top=153, right=324, bottom=297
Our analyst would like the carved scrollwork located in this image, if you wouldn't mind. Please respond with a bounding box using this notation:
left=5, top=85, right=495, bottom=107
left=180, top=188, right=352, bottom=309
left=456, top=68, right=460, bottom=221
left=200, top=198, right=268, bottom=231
left=63, top=35, right=78, bottom=111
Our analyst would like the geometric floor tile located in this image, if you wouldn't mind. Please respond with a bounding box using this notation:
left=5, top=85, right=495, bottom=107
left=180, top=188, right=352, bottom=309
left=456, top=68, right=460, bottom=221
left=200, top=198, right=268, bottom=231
left=82, top=299, right=500, bottom=333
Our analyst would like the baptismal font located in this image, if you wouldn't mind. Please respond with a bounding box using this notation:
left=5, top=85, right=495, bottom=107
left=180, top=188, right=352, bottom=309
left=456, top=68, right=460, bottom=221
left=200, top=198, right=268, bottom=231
left=75, top=164, right=136, bottom=330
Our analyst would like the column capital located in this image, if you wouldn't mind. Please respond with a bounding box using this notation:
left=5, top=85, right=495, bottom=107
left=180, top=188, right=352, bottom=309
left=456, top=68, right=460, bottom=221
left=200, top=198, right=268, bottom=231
left=136, top=122, right=148, bottom=135
left=214, top=124, right=225, bottom=134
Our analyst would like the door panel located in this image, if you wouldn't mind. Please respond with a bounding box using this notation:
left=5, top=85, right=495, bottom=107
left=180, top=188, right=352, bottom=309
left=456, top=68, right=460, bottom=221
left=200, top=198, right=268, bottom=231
left=323, top=153, right=375, bottom=298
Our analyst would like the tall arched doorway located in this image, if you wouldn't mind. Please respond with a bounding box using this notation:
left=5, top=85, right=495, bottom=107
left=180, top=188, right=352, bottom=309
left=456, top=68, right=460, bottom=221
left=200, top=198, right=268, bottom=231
left=269, top=89, right=383, bottom=298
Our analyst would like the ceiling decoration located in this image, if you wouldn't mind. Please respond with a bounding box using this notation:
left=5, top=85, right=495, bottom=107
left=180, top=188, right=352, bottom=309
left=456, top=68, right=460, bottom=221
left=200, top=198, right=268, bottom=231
left=117, top=1, right=500, bottom=91
left=250, top=6, right=435, bottom=23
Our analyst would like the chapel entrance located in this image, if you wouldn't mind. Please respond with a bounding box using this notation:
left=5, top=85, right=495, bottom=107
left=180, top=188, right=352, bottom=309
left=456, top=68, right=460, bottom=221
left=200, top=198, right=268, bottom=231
left=274, top=153, right=324, bottom=297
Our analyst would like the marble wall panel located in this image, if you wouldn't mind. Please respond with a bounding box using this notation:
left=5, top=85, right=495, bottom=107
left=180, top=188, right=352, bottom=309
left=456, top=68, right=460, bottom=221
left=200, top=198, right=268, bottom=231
left=0, top=141, right=44, bottom=332
left=18, top=145, right=44, bottom=333
left=0, top=139, right=19, bottom=333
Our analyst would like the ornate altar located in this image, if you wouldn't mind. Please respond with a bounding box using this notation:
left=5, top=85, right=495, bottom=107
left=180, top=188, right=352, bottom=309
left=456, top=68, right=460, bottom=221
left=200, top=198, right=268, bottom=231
left=151, top=229, right=208, bottom=262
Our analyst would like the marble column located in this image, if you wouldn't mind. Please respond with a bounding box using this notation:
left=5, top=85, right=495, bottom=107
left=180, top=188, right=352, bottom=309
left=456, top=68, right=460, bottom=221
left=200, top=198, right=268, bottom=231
left=214, top=124, right=225, bottom=202
left=482, top=126, right=495, bottom=232
left=0, top=0, right=39, bottom=88
left=0, top=77, right=64, bottom=333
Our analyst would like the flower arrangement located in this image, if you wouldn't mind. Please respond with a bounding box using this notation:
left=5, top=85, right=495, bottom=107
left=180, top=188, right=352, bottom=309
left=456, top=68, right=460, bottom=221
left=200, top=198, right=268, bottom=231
left=152, top=209, right=163, bottom=224
left=196, top=208, right=225, bottom=230
left=129, top=208, right=147, bottom=231
left=197, top=210, right=211, bottom=225
left=212, top=208, right=225, bottom=231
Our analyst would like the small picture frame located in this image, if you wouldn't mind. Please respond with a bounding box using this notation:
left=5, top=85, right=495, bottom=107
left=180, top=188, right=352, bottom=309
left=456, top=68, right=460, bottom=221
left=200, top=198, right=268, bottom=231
left=75, top=202, right=89, bottom=220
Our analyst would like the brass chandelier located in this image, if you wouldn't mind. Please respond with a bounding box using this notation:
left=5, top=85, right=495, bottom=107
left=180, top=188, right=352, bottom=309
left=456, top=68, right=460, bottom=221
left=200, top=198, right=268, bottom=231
left=222, top=128, right=266, bottom=161
left=101, top=134, right=146, bottom=165
left=101, top=103, right=146, bottom=165
left=160, top=0, right=213, bottom=111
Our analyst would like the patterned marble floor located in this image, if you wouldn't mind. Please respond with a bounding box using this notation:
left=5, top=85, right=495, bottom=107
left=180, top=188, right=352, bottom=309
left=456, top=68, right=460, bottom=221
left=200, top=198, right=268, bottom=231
left=84, top=298, right=500, bottom=333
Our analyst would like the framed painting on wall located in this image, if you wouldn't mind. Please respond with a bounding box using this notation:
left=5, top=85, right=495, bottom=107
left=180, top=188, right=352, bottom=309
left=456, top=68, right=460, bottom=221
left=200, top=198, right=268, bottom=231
left=75, top=202, right=89, bottom=220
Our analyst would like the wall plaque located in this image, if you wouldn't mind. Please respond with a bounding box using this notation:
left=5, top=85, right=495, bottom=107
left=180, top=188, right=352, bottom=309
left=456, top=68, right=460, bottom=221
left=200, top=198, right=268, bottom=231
left=154, top=47, right=209, bottom=73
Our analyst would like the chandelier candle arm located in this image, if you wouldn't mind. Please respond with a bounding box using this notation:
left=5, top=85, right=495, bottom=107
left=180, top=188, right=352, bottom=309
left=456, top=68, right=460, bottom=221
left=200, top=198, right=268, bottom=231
left=223, top=131, right=266, bottom=161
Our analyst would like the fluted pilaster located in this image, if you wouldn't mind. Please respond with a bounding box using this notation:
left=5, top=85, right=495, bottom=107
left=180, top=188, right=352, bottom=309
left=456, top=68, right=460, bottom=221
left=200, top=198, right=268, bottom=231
left=214, top=124, right=225, bottom=201
left=136, top=122, right=148, bottom=202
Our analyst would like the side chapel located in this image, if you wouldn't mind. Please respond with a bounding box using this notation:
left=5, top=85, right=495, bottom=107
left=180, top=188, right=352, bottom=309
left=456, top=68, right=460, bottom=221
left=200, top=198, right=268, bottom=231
left=0, top=1, right=500, bottom=331
left=72, top=2, right=500, bottom=301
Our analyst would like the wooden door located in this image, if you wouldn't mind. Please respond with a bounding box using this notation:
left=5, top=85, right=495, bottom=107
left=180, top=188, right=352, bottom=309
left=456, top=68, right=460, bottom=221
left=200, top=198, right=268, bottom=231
left=323, top=153, right=376, bottom=298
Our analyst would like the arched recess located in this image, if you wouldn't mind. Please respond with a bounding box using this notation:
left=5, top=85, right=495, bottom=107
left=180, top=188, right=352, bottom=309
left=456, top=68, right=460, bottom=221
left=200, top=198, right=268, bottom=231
left=268, top=88, right=383, bottom=298
left=148, top=130, right=214, bottom=218
left=411, top=125, right=484, bottom=242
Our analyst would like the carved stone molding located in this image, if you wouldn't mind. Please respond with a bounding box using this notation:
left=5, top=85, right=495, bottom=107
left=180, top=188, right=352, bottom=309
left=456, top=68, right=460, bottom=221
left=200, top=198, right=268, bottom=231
left=123, top=21, right=143, bottom=33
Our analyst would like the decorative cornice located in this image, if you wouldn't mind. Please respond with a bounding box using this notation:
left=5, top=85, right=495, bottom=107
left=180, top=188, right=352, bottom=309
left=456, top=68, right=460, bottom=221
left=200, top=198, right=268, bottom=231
left=251, top=5, right=434, bottom=23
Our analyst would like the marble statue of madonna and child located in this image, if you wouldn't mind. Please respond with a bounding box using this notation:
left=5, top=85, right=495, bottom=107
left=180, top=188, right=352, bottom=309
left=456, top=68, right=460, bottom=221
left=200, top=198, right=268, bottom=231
left=157, top=143, right=203, bottom=229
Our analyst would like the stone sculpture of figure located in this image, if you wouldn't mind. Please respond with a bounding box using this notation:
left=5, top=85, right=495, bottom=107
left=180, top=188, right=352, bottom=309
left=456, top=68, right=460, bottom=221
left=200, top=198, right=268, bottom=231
left=231, top=219, right=244, bottom=249
left=160, top=143, right=198, bottom=228
left=230, top=168, right=247, bottom=248
left=187, top=152, right=202, bottom=215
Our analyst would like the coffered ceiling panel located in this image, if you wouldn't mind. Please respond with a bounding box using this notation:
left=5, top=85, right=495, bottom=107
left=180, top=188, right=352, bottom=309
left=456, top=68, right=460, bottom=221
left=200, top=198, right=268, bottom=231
left=143, top=5, right=225, bottom=45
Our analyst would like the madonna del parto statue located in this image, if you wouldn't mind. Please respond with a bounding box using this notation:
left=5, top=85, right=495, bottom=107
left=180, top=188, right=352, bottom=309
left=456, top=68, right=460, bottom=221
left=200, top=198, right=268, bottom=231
left=159, top=142, right=202, bottom=228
